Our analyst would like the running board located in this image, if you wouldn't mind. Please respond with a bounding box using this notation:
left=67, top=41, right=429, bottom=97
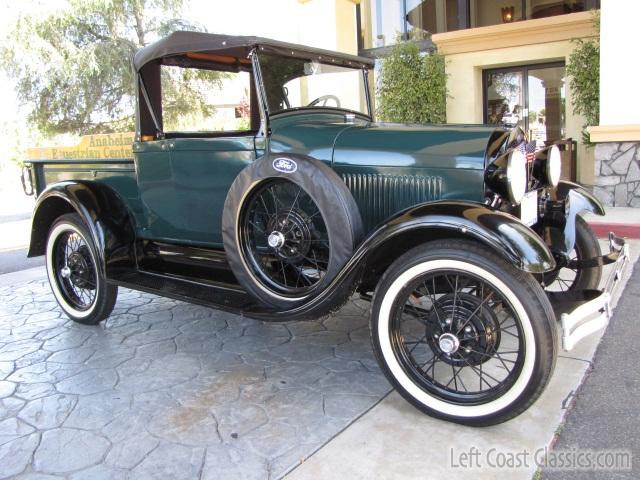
left=108, top=270, right=268, bottom=318
left=108, top=266, right=360, bottom=322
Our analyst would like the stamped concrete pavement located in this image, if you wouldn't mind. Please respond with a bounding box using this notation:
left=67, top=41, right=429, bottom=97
left=0, top=279, right=389, bottom=479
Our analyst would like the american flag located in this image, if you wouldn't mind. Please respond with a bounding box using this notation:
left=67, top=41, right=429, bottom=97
left=517, top=140, right=537, bottom=162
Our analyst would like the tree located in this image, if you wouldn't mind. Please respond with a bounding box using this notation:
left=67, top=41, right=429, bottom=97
left=376, top=33, right=447, bottom=124
left=0, top=0, right=221, bottom=136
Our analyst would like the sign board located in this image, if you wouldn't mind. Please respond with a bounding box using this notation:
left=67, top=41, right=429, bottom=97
left=27, top=132, right=135, bottom=161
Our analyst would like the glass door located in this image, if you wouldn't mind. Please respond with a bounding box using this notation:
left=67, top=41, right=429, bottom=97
left=527, top=65, right=565, bottom=147
left=484, top=63, right=566, bottom=147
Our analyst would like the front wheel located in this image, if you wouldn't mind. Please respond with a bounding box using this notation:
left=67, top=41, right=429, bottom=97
left=46, top=213, right=117, bottom=324
left=370, top=240, right=557, bottom=426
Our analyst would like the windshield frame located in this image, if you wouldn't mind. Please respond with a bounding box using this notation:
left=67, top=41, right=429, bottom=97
left=253, top=51, right=372, bottom=122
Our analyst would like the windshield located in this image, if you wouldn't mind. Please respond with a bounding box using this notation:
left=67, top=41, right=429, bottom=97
left=258, top=53, right=370, bottom=116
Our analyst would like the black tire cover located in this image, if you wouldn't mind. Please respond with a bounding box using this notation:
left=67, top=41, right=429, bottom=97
left=222, top=153, right=363, bottom=308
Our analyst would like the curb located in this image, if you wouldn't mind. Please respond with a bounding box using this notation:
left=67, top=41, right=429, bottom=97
left=588, top=222, right=640, bottom=239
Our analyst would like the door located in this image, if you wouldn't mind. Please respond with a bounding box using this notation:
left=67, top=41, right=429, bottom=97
left=169, top=137, right=254, bottom=246
left=135, top=137, right=254, bottom=247
left=483, top=63, right=566, bottom=147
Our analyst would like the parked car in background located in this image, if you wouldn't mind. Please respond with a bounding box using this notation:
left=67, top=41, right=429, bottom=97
left=23, top=32, right=628, bottom=426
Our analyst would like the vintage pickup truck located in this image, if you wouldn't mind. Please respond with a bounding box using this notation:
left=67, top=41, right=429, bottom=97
left=23, top=31, right=628, bottom=426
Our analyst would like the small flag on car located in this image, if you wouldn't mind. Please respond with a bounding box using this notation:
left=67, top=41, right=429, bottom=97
left=517, top=141, right=537, bottom=162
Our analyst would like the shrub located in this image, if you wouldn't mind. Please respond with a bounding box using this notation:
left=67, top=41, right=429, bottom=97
left=376, top=38, right=447, bottom=124
left=566, top=11, right=600, bottom=144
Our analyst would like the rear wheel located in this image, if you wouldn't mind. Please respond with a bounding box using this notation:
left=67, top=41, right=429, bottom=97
left=46, top=213, right=117, bottom=324
left=370, top=240, right=557, bottom=426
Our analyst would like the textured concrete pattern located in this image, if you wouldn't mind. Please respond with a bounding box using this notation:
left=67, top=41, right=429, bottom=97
left=0, top=280, right=390, bottom=479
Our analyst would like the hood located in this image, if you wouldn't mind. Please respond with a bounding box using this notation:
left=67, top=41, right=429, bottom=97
left=333, top=122, right=499, bottom=170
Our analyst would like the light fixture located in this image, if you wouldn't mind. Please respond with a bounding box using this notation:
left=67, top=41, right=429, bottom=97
left=501, top=6, right=515, bottom=23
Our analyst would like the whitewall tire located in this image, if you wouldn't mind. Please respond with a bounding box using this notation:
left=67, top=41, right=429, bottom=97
left=370, top=239, right=557, bottom=426
left=45, top=213, right=117, bottom=324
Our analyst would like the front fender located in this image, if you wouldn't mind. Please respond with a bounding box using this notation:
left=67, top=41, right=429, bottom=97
left=556, top=181, right=605, bottom=252
left=363, top=201, right=556, bottom=274
left=28, top=181, right=136, bottom=276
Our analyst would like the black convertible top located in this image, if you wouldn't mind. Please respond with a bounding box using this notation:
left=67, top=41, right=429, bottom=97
left=133, top=31, right=374, bottom=71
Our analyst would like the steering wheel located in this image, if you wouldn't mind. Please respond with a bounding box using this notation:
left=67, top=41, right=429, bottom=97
left=307, top=95, right=341, bottom=108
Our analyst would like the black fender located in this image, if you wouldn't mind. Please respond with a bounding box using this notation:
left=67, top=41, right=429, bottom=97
left=28, top=181, right=136, bottom=277
left=534, top=181, right=605, bottom=255
left=249, top=200, right=555, bottom=321
left=551, top=181, right=605, bottom=252
left=361, top=200, right=556, bottom=274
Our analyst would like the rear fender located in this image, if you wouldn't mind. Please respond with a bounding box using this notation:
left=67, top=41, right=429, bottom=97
left=28, top=181, right=136, bottom=277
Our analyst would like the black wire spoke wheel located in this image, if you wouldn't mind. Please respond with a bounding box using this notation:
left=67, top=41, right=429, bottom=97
left=371, top=240, right=556, bottom=425
left=240, top=178, right=330, bottom=296
left=542, top=216, right=602, bottom=294
left=53, top=230, right=98, bottom=310
left=46, top=213, right=117, bottom=324
left=391, top=270, right=525, bottom=404
left=223, top=154, right=362, bottom=308
left=544, top=248, right=578, bottom=293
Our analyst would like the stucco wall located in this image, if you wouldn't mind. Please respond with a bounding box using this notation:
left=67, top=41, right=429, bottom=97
left=599, top=0, right=640, bottom=127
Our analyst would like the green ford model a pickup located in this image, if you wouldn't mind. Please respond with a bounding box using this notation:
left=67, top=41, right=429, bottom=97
left=23, top=31, right=629, bottom=426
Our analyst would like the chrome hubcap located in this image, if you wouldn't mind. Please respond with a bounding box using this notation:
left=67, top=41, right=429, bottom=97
left=438, top=332, right=460, bottom=355
left=60, top=266, right=71, bottom=279
left=267, top=231, right=286, bottom=249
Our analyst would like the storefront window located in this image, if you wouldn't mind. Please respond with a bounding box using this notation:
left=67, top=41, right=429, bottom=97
left=406, top=0, right=462, bottom=35
left=527, top=65, right=566, bottom=145
left=527, top=0, right=593, bottom=19
left=470, top=0, right=524, bottom=27
left=358, top=0, right=599, bottom=50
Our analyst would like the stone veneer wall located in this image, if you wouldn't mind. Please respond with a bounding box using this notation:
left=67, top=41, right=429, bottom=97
left=593, top=142, right=640, bottom=207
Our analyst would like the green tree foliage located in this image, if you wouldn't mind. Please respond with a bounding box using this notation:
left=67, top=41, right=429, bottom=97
left=376, top=37, right=447, bottom=124
left=0, top=0, right=222, bottom=136
left=566, top=11, right=600, bottom=144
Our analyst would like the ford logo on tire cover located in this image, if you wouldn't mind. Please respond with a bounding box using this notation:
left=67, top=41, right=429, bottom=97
left=272, top=157, right=297, bottom=174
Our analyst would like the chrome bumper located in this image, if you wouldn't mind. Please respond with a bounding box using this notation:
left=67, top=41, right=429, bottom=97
left=560, top=233, right=630, bottom=351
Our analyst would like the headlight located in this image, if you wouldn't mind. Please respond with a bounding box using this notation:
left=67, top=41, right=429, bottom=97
left=546, top=145, right=561, bottom=186
left=506, top=149, right=527, bottom=204
left=484, top=147, right=529, bottom=205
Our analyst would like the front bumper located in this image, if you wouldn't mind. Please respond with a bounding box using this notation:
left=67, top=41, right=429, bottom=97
left=556, top=233, right=630, bottom=351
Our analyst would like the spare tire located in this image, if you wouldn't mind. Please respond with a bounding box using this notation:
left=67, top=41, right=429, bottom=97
left=222, top=153, right=363, bottom=308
